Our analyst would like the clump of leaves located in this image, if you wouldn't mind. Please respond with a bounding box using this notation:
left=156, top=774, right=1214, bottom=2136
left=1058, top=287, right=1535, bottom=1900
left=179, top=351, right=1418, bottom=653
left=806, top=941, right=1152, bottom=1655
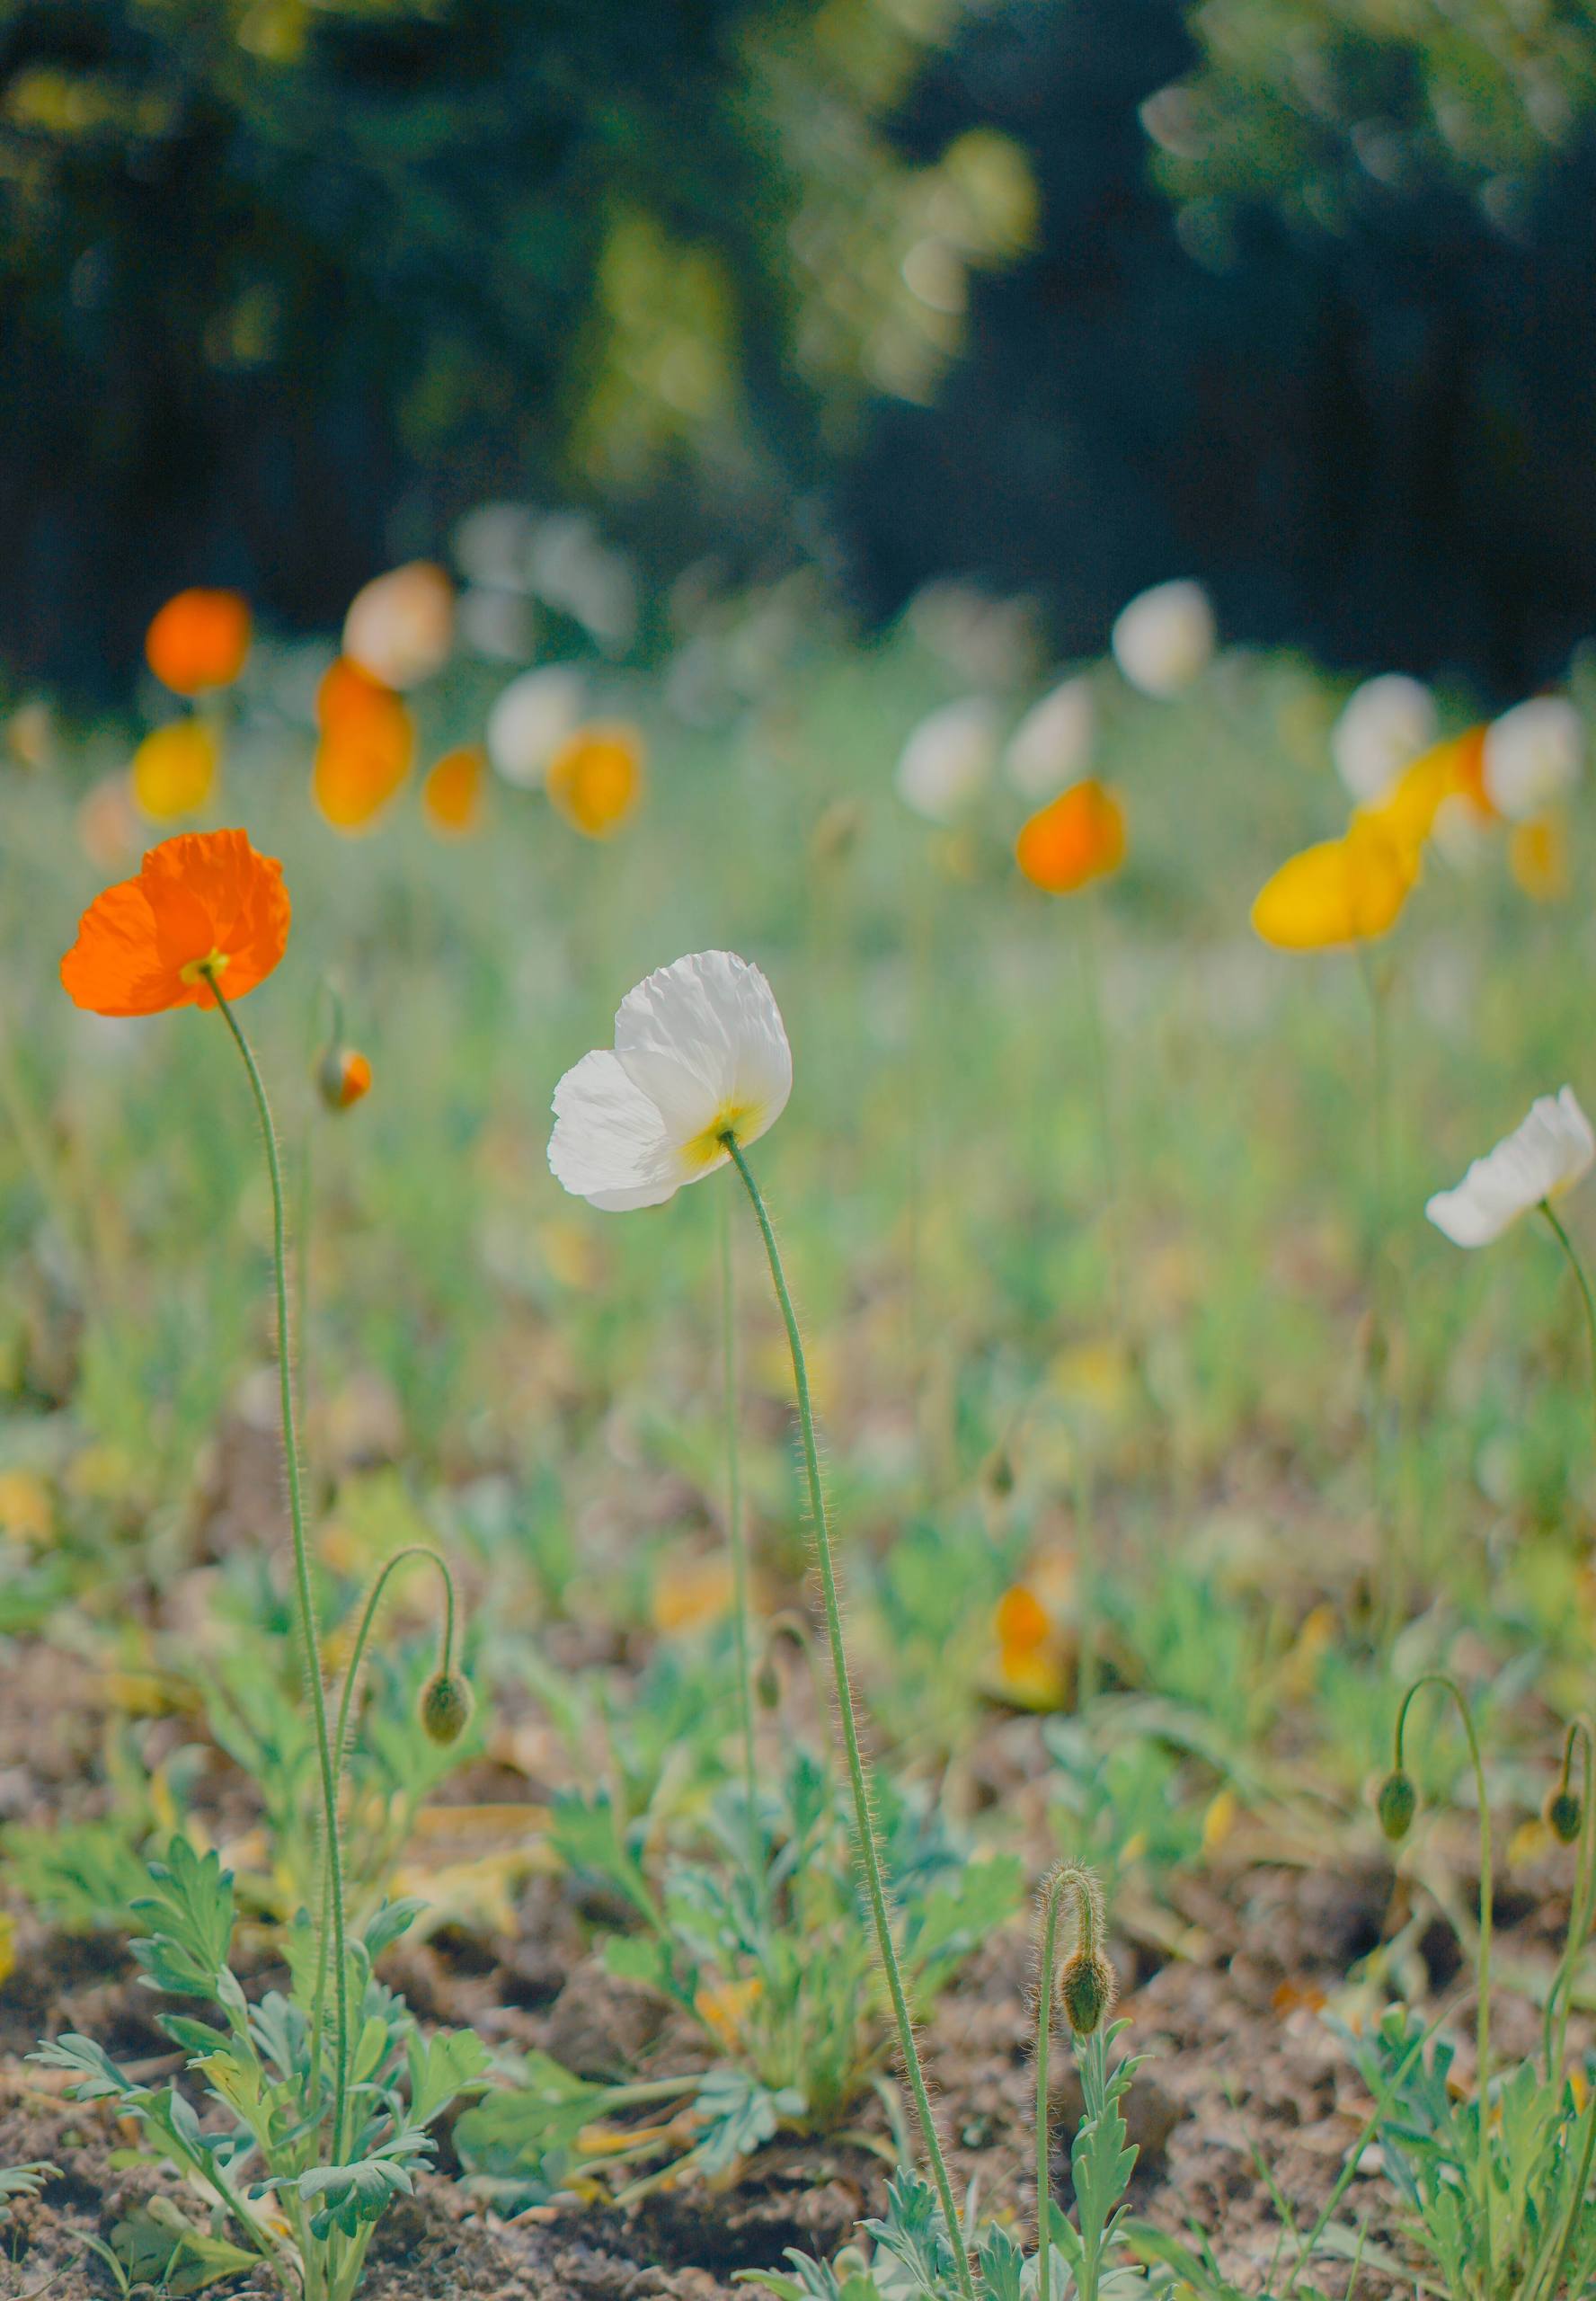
left=34, top=1838, right=487, bottom=2301
left=740, top=2026, right=1148, bottom=2301
left=456, top=1749, right=1021, bottom=2203
left=1334, top=2006, right=1596, bottom=2301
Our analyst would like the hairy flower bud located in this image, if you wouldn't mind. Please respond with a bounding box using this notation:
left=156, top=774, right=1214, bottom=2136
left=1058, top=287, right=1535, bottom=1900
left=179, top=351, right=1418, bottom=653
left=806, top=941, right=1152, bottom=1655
left=1059, top=1947, right=1115, bottom=2038
left=419, top=1670, right=474, bottom=1746
left=1547, top=1786, right=1583, bottom=1846
left=1377, top=1768, right=1417, bottom=1843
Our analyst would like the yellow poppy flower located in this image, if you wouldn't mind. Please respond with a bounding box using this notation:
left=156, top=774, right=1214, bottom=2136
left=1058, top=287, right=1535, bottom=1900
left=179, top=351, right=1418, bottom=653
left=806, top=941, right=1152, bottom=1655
left=1251, top=817, right=1415, bottom=949
left=130, top=719, right=219, bottom=822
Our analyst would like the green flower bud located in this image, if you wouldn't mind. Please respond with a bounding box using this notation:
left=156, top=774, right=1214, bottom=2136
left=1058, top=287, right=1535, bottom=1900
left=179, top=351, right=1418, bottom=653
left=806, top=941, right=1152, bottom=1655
left=1059, top=1948, right=1115, bottom=2038
left=1377, top=1769, right=1417, bottom=1843
left=1547, top=1787, right=1583, bottom=1846
left=755, top=1657, right=782, bottom=1711
left=419, top=1671, right=474, bottom=1746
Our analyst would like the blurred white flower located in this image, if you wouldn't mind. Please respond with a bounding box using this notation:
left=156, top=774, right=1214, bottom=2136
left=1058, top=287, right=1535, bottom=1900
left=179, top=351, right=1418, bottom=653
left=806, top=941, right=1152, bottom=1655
left=895, top=697, right=998, bottom=822
left=458, top=586, right=538, bottom=662
left=486, top=666, right=585, bottom=787
left=1426, top=1087, right=1594, bottom=1247
left=1331, top=674, right=1437, bottom=804
left=1006, top=675, right=1095, bottom=799
left=549, top=951, right=792, bottom=1211
left=1482, top=696, right=1584, bottom=820
left=1110, top=579, right=1216, bottom=698
left=453, top=502, right=536, bottom=591
left=342, top=561, right=454, bottom=689
left=530, top=513, right=638, bottom=652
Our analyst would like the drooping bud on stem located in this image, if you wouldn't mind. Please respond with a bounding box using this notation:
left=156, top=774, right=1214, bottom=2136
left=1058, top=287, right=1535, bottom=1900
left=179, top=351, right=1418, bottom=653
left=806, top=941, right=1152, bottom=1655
left=419, top=1669, right=474, bottom=1746
left=1034, top=1861, right=1115, bottom=2301
left=1377, top=1768, right=1417, bottom=1843
left=317, top=1044, right=373, bottom=1113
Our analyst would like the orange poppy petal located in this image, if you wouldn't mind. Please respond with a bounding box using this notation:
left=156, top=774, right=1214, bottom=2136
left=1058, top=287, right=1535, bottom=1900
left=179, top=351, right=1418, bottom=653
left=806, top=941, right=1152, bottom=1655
left=61, top=829, right=289, bottom=1016
left=545, top=723, right=644, bottom=839
left=422, top=745, right=487, bottom=837
left=312, top=672, right=414, bottom=833
left=146, top=590, right=252, bottom=696
left=1015, top=777, right=1126, bottom=894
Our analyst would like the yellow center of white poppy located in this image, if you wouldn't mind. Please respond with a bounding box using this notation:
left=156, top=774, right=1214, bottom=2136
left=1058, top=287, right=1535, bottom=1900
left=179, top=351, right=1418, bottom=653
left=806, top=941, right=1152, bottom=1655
left=682, top=1101, right=761, bottom=1175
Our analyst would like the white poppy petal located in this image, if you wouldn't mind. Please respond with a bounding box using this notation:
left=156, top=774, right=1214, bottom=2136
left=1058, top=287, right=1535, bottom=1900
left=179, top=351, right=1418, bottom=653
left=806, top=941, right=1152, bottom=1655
left=615, top=950, right=791, bottom=1151
left=1426, top=1086, right=1594, bottom=1247
left=548, top=1049, right=679, bottom=1207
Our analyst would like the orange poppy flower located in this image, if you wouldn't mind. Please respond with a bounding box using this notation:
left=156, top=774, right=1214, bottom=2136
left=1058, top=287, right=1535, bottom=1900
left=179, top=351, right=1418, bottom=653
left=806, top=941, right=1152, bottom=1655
left=1251, top=816, right=1414, bottom=950
left=312, top=658, right=413, bottom=832
left=61, top=828, right=290, bottom=1017
left=317, top=1046, right=373, bottom=1111
left=1015, top=777, right=1127, bottom=894
left=145, top=590, right=252, bottom=696
left=130, top=719, right=219, bottom=822
left=545, top=722, right=644, bottom=839
left=422, top=745, right=487, bottom=837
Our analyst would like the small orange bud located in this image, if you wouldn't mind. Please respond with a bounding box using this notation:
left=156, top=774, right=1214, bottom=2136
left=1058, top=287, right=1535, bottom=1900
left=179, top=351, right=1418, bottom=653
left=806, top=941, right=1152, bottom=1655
left=317, top=1046, right=372, bottom=1113
left=1015, top=777, right=1126, bottom=894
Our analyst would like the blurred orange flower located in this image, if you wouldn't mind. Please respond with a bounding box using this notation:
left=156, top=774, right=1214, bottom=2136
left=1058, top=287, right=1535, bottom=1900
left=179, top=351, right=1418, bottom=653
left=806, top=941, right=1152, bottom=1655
left=422, top=745, right=487, bottom=837
left=146, top=590, right=252, bottom=696
left=312, top=657, right=413, bottom=831
left=1361, top=725, right=1489, bottom=858
left=130, top=719, right=218, bottom=822
left=1252, top=816, right=1414, bottom=950
left=61, top=828, right=289, bottom=1017
left=992, top=1583, right=1067, bottom=1710
left=1511, top=813, right=1570, bottom=902
left=1015, top=777, right=1126, bottom=894
left=545, top=722, right=644, bottom=839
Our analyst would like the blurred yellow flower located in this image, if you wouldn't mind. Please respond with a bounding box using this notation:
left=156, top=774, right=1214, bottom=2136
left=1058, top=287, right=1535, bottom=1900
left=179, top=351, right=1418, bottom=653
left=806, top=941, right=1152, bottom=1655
left=0, top=1469, right=51, bottom=1544
left=130, top=718, right=218, bottom=822
left=546, top=721, right=645, bottom=838
left=1510, top=812, right=1570, bottom=902
left=990, top=1583, right=1068, bottom=1710
left=422, top=745, right=488, bottom=838
left=651, top=1551, right=734, bottom=1634
left=1251, top=816, right=1414, bottom=949
left=1360, top=725, right=1487, bottom=859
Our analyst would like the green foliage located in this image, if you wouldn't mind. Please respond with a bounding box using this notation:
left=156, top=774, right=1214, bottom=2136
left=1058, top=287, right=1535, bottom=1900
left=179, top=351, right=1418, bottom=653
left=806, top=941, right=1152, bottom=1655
left=1334, top=2007, right=1596, bottom=2301
left=738, top=2030, right=1148, bottom=2301
left=33, top=1838, right=488, bottom=2301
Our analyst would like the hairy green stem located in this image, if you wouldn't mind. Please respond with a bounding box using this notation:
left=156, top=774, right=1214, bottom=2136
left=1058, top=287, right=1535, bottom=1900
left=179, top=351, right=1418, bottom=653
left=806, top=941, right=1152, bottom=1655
left=1393, top=1673, right=1493, bottom=2289
left=1034, top=1863, right=1102, bottom=2301
left=723, top=1136, right=976, bottom=2301
left=719, top=1184, right=762, bottom=1897
left=1542, top=1201, right=1596, bottom=1467
left=1545, top=1718, right=1595, bottom=2082
left=208, top=975, right=351, bottom=2162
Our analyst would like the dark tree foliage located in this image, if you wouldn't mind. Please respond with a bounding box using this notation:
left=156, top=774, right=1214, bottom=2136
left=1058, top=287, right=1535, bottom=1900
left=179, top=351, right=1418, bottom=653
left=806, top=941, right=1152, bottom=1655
left=847, top=0, right=1596, bottom=694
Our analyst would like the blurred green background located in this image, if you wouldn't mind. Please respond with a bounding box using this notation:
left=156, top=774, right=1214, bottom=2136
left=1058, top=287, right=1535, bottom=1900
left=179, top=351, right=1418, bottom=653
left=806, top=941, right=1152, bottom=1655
left=10, top=0, right=1596, bottom=696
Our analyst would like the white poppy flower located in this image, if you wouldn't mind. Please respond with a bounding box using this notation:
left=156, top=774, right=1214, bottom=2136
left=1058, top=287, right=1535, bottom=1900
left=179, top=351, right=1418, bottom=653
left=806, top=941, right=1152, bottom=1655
left=1110, top=579, right=1216, bottom=698
left=487, top=665, right=585, bottom=787
left=549, top=951, right=792, bottom=1211
left=1482, top=696, right=1584, bottom=821
left=1331, top=674, right=1438, bottom=804
left=894, top=697, right=998, bottom=822
left=1426, top=1087, right=1595, bottom=1247
left=1006, top=675, right=1095, bottom=799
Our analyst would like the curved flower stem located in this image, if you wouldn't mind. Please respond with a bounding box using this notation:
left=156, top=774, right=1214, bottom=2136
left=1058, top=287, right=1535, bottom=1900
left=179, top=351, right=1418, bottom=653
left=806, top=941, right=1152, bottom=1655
left=1541, top=1202, right=1596, bottom=1467
left=310, top=1546, right=461, bottom=2071
left=1033, top=1862, right=1103, bottom=2301
left=1545, top=1717, right=1595, bottom=2082
left=206, top=974, right=351, bottom=2161
left=718, top=1186, right=763, bottom=1900
left=723, top=1136, right=976, bottom=2301
left=1393, top=1673, right=1493, bottom=2288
